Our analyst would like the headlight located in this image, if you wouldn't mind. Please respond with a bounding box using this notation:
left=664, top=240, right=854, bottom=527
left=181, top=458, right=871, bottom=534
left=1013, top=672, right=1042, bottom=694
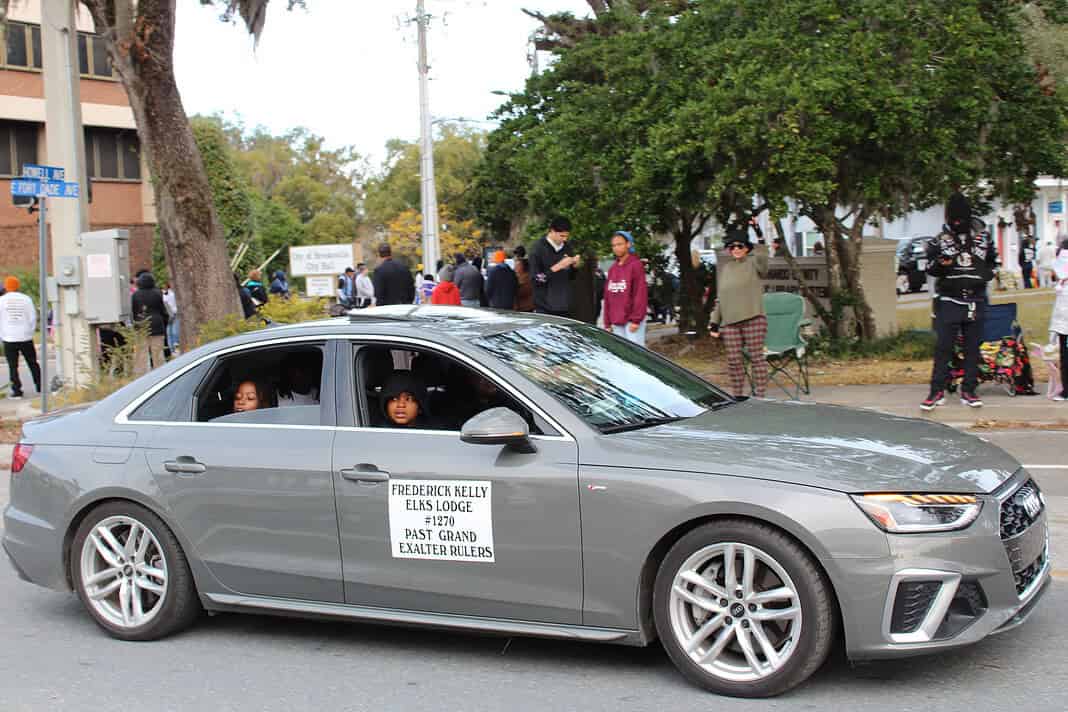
left=851, top=494, right=982, bottom=533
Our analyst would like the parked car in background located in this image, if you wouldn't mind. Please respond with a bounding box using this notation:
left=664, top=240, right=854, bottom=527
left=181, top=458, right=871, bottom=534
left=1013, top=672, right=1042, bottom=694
left=896, top=236, right=933, bottom=294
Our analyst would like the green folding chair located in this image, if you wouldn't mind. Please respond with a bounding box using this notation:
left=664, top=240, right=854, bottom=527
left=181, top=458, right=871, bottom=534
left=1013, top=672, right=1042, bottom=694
left=744, top=292, right=811, bottom=399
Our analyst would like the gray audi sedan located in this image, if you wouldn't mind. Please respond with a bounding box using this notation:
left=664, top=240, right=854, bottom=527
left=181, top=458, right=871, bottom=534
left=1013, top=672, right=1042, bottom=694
left=2, top=307, right=1050, bottom=697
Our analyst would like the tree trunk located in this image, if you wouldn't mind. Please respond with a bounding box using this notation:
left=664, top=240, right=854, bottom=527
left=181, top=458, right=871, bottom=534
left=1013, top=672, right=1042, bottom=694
left=673, top=223, right=714, bottom=335
left=84, top=0, right=240, bottom=348
left=772, top=219, right=834, bottom=326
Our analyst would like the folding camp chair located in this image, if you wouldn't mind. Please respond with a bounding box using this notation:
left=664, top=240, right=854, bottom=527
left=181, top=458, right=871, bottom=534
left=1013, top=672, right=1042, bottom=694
left=744, top=292, right=811, bottom=399
left=945, top=302, right=1032, bottom=397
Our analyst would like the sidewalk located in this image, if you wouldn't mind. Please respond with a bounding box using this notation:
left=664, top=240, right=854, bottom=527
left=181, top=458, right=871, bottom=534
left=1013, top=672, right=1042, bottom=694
left=799, top=383, right=1067, bottom=428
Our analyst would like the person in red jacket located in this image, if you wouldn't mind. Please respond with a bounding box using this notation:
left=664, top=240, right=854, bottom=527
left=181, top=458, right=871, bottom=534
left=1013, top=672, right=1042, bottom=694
left=430, top=266, right=462, bottom=305
left=602, top=231, right=648, bottom=345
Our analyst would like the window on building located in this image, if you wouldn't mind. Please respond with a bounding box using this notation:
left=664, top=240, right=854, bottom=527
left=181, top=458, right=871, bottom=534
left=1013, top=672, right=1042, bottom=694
left=0, top=121, right=40, bottom=178
left=2, top=22, right=44, bottom=70
left=84, top=127, right=141, bottom=181
left=76, top=31, right=114, bottom=78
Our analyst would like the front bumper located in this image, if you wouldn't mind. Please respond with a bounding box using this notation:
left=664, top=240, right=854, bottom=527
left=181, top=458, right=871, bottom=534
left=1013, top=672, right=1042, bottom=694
left=841, top=470, right=1051, bottom=660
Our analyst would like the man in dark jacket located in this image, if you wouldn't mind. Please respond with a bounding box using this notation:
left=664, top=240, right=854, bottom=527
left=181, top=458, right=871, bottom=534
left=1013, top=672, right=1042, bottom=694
left=131, top=272, right=169, bottom=375
left=528, top=216, right=578, bottom=316
left=1018, top=235, right=1036, bottom=289
left=922, top=193, right=997, bottom=410
left=484, top=251, right=518, bottom=310
left=372, top=243, right=415, bottom=306
left=453, top=254, right=484, bottom=308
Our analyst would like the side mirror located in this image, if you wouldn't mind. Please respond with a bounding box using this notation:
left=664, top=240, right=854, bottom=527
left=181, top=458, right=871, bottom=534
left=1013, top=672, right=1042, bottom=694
left=460, top=407, right=536, bottom=453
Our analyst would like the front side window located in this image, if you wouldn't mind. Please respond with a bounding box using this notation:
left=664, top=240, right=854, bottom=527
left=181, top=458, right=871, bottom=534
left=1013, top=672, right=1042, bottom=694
left=356, top=344, right=546, bottom=434
left=474, top=323, right=730, bottom=433
left=196, top=344, right=326, bottom=426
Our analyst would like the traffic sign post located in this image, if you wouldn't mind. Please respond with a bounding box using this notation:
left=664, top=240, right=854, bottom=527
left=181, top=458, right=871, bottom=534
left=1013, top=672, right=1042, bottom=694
left=10, top=164, right=80, bottom=413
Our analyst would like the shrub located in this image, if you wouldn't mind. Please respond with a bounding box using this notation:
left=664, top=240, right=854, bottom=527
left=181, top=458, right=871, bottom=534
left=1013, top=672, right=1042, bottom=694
left=197, top=297, right=330, bottom=344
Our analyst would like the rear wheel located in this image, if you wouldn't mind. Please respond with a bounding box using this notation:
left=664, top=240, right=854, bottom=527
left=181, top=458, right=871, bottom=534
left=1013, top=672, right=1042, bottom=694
left=71, top=501, right=200, bottom=640
left=653, top=519, right=836, bottom=697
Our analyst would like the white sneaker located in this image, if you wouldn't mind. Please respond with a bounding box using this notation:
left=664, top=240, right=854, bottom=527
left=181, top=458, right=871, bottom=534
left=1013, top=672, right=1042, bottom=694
left=1054, top=394, right=1067, bottom=402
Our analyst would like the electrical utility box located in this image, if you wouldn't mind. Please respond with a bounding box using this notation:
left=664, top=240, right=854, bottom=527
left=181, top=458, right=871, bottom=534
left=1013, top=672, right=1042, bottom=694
left=80, top=229, right=131, bottom=325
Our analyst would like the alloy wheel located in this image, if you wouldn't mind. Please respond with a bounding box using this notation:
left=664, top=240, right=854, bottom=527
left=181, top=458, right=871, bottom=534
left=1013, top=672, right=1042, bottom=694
left=668, top=542, right=802, bottom=683
left=79, top=515, right=169, bottom=629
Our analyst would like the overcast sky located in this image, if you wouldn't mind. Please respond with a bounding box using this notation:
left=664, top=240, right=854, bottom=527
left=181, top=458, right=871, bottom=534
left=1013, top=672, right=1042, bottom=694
left=173, top=1, right=591, bottom=168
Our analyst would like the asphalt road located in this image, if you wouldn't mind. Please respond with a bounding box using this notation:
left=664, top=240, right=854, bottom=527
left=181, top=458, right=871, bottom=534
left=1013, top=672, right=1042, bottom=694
left=1, top=431, right=1065, bottom=711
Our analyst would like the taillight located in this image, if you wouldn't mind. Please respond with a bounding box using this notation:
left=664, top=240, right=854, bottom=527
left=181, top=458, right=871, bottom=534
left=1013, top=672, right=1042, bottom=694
left=11, top=443, right=33, bottom=474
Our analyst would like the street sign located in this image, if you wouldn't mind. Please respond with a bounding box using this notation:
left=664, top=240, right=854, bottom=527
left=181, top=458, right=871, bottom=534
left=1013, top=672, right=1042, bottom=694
left=1050, top=201, right=1064, bottom=215
left=22, top=164, right=66, bottom=181
left=42, top=180, right=80, bottom=198
left=9, top=178, right=79, bottom=198
left=10, top=179, right=42, bottom=197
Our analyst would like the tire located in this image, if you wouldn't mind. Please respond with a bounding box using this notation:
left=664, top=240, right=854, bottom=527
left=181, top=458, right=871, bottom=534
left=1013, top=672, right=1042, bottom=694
left=653, top=519, right=836, bottom=698
left=71, top=501, right=201, bottom=641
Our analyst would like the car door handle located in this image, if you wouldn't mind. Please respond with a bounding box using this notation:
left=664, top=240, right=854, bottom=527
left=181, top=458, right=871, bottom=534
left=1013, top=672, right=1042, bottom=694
left=164, top=457, right=207, bottom=475
left=339, top=464, right=390, bottom=483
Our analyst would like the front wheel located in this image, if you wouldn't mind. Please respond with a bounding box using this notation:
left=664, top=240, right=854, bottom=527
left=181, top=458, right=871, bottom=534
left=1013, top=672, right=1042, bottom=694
left=653, top=519, right=836, bottom=697
left=71, top=501, right=201, bottom=640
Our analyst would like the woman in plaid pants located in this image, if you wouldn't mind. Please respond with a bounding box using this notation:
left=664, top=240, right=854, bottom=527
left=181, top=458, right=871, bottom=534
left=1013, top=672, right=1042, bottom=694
left=709, top=226, right=769, bottom=397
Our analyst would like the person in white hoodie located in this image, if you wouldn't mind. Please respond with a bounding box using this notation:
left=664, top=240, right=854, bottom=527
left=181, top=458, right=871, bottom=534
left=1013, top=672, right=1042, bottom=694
left=1037, top=239, right=1057, bottom=288
left=1049, top=239, right=1068, bottom=401
left=0, top=275, right=41, bottom=398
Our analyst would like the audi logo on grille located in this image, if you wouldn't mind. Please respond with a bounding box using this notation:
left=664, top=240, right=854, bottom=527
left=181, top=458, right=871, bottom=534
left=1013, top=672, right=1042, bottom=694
left=1019, top=491, right=1042, bottom=519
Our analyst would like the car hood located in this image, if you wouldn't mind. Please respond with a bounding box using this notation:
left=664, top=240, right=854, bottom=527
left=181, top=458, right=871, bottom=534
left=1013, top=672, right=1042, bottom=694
left=590, top=399, right=1019, bottom=494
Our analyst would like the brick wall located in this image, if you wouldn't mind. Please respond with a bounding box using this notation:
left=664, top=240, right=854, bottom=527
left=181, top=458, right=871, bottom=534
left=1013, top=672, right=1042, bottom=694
left=0, top=222, right=153, bottom=274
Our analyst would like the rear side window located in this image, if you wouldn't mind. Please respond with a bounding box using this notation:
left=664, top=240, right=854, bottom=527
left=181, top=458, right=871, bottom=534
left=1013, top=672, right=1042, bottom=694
left=128, top=361, right=210, bottom=422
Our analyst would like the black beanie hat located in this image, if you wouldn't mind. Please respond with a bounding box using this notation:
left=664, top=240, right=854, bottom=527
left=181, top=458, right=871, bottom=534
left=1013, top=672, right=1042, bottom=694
left=946, top=193, right=971, bottom=234
left=380, top=372, right=429, bottom=419
left=723, top=226, right=752, bottom=249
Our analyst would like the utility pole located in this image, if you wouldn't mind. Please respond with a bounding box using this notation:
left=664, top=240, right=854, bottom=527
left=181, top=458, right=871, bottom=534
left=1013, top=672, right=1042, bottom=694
left=41, top=0, right=94, bottom=388
left=416, top=0, right=440, bottom=274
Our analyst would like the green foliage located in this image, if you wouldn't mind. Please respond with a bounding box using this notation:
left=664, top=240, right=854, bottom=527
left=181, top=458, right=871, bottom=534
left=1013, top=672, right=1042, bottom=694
left=0, top=267, right=40, bottom=308
left=477, top=0, right=1068, bottom=339
left=808, top=330, right=936, bottom=362
left=191, top=116, right=255, bottom=258
left=305, top=212, right=357, bottom=245
left=250, top=193, right=304, bottom=274
left=365, top=124, right=487, bottom=228
left=196, top=297, right=329, bottom=345
left=191, top=114, right=366, bottom=276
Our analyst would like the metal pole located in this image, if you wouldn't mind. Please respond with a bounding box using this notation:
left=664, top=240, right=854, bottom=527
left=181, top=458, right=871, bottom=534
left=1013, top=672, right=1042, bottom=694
left=416, top=0, right=440, bottom=274
left=38, top=196, right=49, bottom=414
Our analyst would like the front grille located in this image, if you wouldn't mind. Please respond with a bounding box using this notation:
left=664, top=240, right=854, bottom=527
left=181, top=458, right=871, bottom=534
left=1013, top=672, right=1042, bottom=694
left=890, top=581, right=941, bottom=634
left=999, top=477, right=1047, bottom=598
left=1015, top=550, right=1046, bottom=595
left=1000, top=479, right=1043, bottom=538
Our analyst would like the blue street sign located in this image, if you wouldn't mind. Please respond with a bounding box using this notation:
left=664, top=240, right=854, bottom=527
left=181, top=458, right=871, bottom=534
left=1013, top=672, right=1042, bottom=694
left=9, top=178, right=80, bottom=198
left=42, top=180, right=80, bottom=198
left=22, top=164, right=66, bottom=181
left=1050, top=200, right=1064, bottom=215
left=10, top=179, right=42, bottom=197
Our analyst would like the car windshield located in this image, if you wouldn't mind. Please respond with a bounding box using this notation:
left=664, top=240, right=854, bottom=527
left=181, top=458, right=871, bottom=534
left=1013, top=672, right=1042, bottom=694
left=473, top=323, right=731, bottom=433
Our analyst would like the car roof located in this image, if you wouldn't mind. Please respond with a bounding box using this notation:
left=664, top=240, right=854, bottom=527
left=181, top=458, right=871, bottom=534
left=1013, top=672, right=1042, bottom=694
left=213, top=306, right=566, bottom=351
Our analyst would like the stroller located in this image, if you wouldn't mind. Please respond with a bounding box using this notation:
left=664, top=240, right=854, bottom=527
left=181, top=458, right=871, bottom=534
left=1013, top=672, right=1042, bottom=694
left=944, top=302, right=1036, bottom=396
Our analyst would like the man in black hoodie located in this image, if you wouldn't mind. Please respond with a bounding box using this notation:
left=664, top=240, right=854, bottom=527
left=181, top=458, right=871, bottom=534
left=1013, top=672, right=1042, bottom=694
left=528, top=216, right=578, bottom=316
left=131, top=272, right=169, bottom=375
left=372, top=243, right=416, bottom=306
left=922, top=193, right=997, bottom=410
